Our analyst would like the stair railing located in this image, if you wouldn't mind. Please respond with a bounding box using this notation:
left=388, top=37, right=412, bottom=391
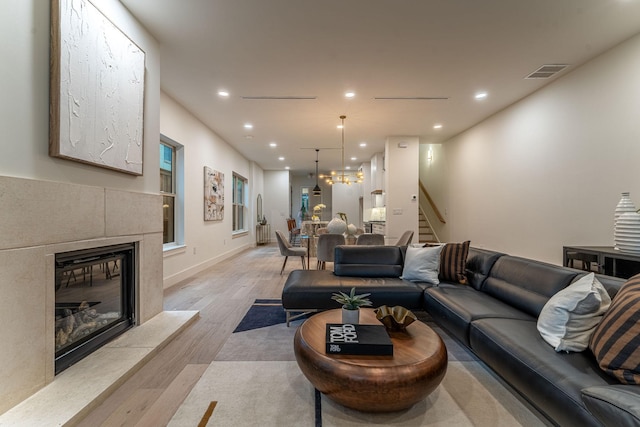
left=419, top=181, right=446, bottom=224
left=419, top=205, right=441, bottom=243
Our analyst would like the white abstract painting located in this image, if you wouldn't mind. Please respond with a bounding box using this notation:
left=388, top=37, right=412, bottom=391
left=50, top=0, right=145, bottom=175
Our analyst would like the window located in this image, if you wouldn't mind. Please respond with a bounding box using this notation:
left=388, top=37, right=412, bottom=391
left=160, top=136, right=184, bottom=248
left=232, top=173, right=248, bottom=233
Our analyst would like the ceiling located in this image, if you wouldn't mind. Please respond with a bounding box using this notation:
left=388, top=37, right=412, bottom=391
left=120, top=0, right=640, bottom=175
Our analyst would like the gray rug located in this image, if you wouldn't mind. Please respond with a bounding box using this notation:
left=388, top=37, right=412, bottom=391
left=170, top=314, right=550, bottom=426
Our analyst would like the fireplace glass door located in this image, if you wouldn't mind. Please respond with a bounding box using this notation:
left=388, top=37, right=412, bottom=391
left=54, top=244, right=135, bottom=373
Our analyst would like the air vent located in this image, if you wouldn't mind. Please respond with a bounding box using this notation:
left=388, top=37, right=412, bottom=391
left=374, top=97, right=448, bottom=100
left=241, top=96, right=317, bottom=100
left=525, top=64, right=569, bottom=79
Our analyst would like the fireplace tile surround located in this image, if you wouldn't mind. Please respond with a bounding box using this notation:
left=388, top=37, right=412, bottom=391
left=0, top=176, right=164, bottom=414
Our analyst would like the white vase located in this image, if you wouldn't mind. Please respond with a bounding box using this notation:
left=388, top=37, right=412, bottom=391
left=341, top=307, right=359, bottom=324
left=615, top=193, right=637, bottom=250
left=327, top=215, right=348, bottom=234
left=615, top=212, right=640, bottom=254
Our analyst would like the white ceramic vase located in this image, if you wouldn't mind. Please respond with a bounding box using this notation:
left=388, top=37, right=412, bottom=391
left=615, top=192, right=637, bottom=250
left=615, top=212, right=640, bottom=254
left=341, top=307, right=359, bottom=324
left=327, top=215, right=348, bottom=234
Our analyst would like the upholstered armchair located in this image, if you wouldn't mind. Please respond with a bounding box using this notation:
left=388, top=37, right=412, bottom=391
left=275, top=230, right=307, bottom=275
left=315, top=233, right=345, bottom=270
left=355, top=233, right=385, bottom=245
left=394, top=230, right=414, bottom=246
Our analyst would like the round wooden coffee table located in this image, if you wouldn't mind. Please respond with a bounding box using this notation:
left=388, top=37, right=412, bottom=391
left=293, top=308, right=447, bottom=412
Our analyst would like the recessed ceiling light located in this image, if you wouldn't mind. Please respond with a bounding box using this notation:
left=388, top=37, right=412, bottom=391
left=218, top=90, right=229, bottom=97
left=278, top=156, right=285, bottom=161
left=244, top=123, right=253, bottom=129
left=285, top=166, right=290, bottom=170
left=345, top=166, right=351, bottom=170
left=474, top=92, right=488, bottom=100
left=337, top=124, right=344, bottom=129
left=345, top=91, right=355, bottom=98
left=350, top=157, right=357, bottom=161
left=269, top=142, right=277, bottom=147
left=359, top=142, right=367, bottom=147
left=433, top=124, right=443, bottom=129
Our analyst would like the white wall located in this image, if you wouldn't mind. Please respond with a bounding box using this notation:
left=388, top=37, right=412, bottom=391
left=160, top=93, right=262, bottom=288
left=444, top=32, right=640, bottom=264
left=385, top=137, right=420, bottom=244
left=264, top=170, right=291, bottom=239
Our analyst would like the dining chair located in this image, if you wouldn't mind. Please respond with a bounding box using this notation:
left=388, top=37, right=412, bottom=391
left=316, top=234, right=345, bottom=270
left=394, top=230, right=414, bottom=246
left=286, top=218, right=301, bottom=246
left=355, top=233, right=385, bottom=245
left=275, top=230, right=307, bottom=275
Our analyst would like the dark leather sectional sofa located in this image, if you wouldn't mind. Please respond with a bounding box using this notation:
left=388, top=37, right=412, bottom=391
left=281, top=245, right=640, bottom=427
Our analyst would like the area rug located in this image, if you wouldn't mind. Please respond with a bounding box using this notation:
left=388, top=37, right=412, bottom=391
left=169, top=360, right=547, bottom=426
left=233, top=299, right=288, bottom=332
left=170, top=307, right=550, bottom=426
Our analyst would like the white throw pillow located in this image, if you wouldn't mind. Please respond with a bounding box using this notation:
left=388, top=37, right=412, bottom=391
left=400, top=245, right=443, bottom=284
left=537, top=273, right=611, bottom=352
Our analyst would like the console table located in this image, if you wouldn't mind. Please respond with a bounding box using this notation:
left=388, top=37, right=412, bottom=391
left=256, top=224, right=270, bottom=245
left=563, top=245, right=640, bottom=279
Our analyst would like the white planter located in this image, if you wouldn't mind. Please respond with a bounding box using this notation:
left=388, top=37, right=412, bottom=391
left=341, top=307, right=359, bottom=324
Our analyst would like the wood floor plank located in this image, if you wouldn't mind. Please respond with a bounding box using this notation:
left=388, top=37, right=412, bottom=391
left=134, top=364, right=209, bottom=427
left=80, top=388, right=163, bottom=427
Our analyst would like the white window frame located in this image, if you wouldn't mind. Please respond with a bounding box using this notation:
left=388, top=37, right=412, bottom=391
left=160, top=135, right=184, bottom=251
left=232, top=172, right=248, bottom=234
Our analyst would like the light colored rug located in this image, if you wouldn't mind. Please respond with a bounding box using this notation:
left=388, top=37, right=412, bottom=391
left=169, top=313, right=551, bottom=426
left=169, top=360, right=547, bottom=426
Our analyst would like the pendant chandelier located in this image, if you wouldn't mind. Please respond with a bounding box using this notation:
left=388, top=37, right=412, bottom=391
left=312, top=149, right=322, bottom=196
left=321, top=115, right=364, bottom=185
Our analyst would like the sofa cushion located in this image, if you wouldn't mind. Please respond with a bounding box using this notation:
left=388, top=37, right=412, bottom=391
left=334, top=245, right=403, bottom=277
left=423, top=285, right=534, bottom=346
left=426, top=241, right=471, bottom=284
left=590, top=273, right=640, bottom=385
left=581, top=385, right=640, bottom=427
left=400, top=245, right=443, bottom=284
left=464, top=247, right=505, bottom=290
left=482, top=256, right=579, bottom=317
left=282, top=270, right=425, bottom=310
left=537, top=273, right=611, bottom=352
left=470, top=317, right=616, bottom=427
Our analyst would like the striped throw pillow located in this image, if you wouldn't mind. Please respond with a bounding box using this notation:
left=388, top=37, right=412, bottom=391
left=426, top=241, right=470, bottom=284
left=589, top=273, right=640, bottom=384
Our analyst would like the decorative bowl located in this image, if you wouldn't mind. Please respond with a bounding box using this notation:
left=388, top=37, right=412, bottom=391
left=374, top=305, right=417, bottom=331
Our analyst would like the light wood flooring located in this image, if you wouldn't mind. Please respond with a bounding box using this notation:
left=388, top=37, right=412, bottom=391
left=76, top=243, right=301, bottom=427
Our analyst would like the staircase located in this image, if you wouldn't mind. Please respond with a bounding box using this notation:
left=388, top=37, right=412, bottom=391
left=419, top=210, right=437, bottom=244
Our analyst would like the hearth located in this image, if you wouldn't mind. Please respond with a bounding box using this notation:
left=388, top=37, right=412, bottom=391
left=54, top=243, right=135, bottom=374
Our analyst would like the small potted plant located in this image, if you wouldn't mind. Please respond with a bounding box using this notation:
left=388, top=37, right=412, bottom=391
left=331, top=287, right=372, bottom=324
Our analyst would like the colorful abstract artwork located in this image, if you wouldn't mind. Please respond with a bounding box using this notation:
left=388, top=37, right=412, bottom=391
left=204, top=166, right=224, bottom=221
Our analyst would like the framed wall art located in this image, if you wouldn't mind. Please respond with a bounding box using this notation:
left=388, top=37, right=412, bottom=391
left=204, top=166, right=224, bottom=221
left=49, top=0, right=146, bottom=175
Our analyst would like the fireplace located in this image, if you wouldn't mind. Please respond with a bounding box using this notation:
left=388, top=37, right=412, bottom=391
left=54, top=243, right=136, bottom=374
